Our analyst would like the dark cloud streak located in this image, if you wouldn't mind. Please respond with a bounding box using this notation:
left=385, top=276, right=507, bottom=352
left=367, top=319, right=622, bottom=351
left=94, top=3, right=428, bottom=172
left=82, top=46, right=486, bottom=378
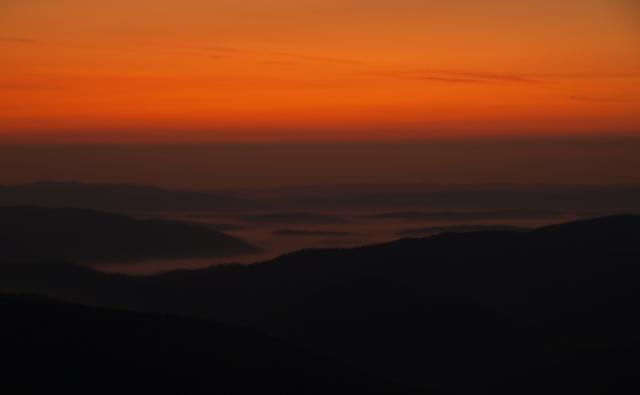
left=365, top=69, right=640, bottom=85
left=568, top=95, right=639, bottom=103
left=0, top=36, right=40, bottom=44
left=193, top=44, right=360, bottom=65
left=364, top=70, right=542, bottom=84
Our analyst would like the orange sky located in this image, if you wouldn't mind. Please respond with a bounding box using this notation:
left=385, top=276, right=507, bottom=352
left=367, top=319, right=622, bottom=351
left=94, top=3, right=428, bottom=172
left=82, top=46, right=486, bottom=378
left=0, top=0, right=639, bottom=141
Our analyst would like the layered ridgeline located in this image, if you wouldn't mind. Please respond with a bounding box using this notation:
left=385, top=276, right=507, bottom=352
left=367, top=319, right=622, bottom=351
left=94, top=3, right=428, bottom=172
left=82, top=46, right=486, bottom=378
left=1, top=215, right=639, bottom=394
left=2, top=181, right=640, bottom=213
left=0, top=182, right=251, bottom=213
left=0, top=294, right=419, bottom=395
left=0, top=206, right=259, bottom=262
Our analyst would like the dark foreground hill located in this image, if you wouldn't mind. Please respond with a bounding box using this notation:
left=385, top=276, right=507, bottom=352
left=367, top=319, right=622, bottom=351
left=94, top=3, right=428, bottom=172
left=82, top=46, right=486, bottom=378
left=0, top=206, right=258, bottom=262
left=0, top=294, right=419, bottom=395
left=1, top=215, right=640, bottom=394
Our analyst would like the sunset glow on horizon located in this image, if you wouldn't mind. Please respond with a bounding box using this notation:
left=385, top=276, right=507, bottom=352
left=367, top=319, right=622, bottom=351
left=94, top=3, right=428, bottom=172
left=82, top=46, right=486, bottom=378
left=1, top=0, right=639, bottom=142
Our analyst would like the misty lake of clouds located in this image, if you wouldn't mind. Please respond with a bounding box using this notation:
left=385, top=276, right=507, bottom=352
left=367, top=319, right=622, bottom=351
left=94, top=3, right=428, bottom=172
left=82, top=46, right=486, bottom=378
left=90, top=210, right=579, bottom=275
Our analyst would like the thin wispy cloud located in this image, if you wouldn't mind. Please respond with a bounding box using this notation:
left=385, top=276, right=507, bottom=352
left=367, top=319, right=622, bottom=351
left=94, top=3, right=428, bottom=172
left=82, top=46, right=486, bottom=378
left=448, top=71, right=540, bottom=83
left=0, top=81, right=63, bottom=91
left=192, top=45, right=361, bottom=65
left=411, top=76, right=485, bottom=84
left=364, top=69, right=640, bottom=85
left=364, top=70, right=542, bottom=85
left=0, top=36, right=40, bottom=45
left=569, top=95, right=639, bottom=103
left=538, top=72, right=640, bottom=79
left=200, top=46, right=245, bottom=54
left=271, top=52, right=361, bottom=65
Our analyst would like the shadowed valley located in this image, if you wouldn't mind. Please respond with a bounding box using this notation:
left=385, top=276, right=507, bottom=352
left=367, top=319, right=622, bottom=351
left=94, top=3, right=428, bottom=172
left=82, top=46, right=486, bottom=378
left=2, top=215, right=639, bottom=394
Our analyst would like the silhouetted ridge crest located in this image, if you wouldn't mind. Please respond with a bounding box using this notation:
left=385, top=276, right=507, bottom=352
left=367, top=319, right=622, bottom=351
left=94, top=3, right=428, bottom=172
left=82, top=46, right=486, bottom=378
left=0, top=206, right=259, bottom=263
left=533, top=214, right=640, bottom=235
left=0, top=181, right=252, bottom=212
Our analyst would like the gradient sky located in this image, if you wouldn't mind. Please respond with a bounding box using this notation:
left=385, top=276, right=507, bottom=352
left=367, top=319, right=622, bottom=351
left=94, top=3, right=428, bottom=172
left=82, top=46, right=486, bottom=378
left=1, top=0, right=639, bottom=142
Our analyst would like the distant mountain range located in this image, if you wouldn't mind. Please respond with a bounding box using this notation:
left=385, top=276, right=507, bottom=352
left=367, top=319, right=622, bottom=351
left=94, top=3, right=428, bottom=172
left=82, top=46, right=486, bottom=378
left=0, top=181, right=252, bottom=213
left=1, top=294, right=419, bottom=395
left=1, top=215, right=639, bottom=394
left=0, top=206, right=259, bottom=263
left=232, top=182, right=640, bottom=211
left=2, top=181, right=640, bottom=213
left=365, top=209, right=562, bottom=221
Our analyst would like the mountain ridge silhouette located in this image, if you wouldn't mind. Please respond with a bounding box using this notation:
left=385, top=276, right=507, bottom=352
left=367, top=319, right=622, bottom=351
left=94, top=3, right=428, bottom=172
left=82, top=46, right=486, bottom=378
left=1, top=214, right=639, bottom=394
left=0, top=206, right=259, bottom=262
left=0, top=181, right=253, bottom=213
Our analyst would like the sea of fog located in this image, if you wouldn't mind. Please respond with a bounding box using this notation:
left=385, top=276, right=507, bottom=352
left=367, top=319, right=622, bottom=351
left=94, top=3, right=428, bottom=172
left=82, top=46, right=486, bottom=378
left=91, top=210, right=579, bottom=275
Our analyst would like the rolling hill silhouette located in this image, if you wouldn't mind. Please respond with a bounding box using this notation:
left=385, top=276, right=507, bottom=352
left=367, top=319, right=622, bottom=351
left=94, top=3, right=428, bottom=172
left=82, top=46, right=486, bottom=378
left=0, top=206, right=259, bottom=263
left=239, top=183, right=640, bottom=211
left=0, top=294, right=421, bottom=394
left=5, top=182, right=639, bottom=214
left=395, top=224, right=530, bottom=236
left=1, top=215, right=639, bottom=394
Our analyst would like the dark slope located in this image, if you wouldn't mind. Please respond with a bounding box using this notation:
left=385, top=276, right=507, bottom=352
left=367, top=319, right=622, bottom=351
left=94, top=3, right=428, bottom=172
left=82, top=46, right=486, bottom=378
left=0, top=206, right=259, bottom=262
left=1, top=215, right=640, bottom=394
left=395, top=224, right=530, bottom=236
left=0, top=294, right=421, bottom=395
left=0, top=181, right=252, bottom=213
